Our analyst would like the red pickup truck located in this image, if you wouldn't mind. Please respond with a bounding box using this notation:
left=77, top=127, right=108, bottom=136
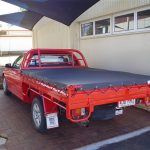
left=2, top=49, right=150, bottom=132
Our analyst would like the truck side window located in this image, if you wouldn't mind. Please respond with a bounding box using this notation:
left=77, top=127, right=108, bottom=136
left=12, top=56, right=23, bottom=69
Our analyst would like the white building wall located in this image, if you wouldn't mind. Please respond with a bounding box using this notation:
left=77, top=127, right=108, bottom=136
left=79, top=32, right=150, bottom=75
left=33, top=17, right=70, bottom=49
left=0, top=37, right=32, bottom=51
left=70, top=23, right=80, bottom=49
left=0, top=29, right=32, bottom=66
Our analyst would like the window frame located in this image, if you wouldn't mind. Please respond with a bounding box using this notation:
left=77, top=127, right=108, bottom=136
left=95, top=17, right=111, bottom=35
left=113, top=10, right=136, bottom=34
left=80, top=15, right=111, bottom=38
left=80, top=21, right=94, bottom=37
left=136, top=7, right=150, bottom=32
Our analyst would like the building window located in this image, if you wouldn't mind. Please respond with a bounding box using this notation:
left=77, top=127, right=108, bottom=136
left=114, top=13, right=134, bottom=32
left=95, top=18, right=110, bottom=35
left=81, top=22, right=93, bottom=36
left=80, top=7, right=150, bottom=38
left=137, top=9, right=150, bottom=29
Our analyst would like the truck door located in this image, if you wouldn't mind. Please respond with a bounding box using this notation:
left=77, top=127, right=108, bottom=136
left=10, top=56, right=24, bottom=99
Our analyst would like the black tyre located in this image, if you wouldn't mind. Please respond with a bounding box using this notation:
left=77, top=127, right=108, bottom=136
left=2, top=77, right=11, bottom=95
left=31, top=97, right=47, bottom=133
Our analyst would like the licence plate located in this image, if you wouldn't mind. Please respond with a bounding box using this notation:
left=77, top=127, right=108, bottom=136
left=118, top=99, right=136, bottom=108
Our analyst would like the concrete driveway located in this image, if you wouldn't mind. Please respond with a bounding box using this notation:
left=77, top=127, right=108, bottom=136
left=0, top=90, right=150, bottom=150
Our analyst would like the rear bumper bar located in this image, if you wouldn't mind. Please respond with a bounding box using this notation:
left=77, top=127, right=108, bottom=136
left=65, top=84, right=150, bottom=122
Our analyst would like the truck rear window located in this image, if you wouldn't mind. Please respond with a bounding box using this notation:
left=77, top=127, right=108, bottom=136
left=29, top=54, right=73, bottom=67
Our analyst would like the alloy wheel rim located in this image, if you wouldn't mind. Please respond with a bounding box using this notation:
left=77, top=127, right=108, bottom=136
left=33, top=103, right=42, bottom=128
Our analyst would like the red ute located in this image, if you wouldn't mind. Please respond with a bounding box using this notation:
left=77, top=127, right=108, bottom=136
left=2, top=49, right=150, bottom=132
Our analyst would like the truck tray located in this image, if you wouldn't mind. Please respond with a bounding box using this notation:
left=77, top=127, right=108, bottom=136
left=22, top=68, right=150, bottom=90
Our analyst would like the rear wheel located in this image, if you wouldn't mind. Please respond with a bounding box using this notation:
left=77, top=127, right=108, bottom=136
left=31, top=97, right=47, bottom=133
left=3, top=77, right=11, bottom=95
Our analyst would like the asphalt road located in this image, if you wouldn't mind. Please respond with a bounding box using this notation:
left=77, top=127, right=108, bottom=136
left=100, top=131, right=150, bottom=150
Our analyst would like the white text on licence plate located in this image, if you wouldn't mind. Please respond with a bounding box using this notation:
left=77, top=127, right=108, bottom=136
left=118, top=99, right=136, bottom=108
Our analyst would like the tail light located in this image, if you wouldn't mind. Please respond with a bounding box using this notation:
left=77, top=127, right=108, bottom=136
left=72, top=108, right=86, bottom=117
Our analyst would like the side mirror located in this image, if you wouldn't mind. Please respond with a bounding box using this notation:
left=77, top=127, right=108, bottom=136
left=5, top=63, right=12, bottom=68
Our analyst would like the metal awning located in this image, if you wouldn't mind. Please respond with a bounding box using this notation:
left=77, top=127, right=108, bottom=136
left=1, top=0, right=99, bottom=30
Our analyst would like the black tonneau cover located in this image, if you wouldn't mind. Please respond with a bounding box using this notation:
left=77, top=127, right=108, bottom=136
left=22, top=68, right=150, bottom=90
